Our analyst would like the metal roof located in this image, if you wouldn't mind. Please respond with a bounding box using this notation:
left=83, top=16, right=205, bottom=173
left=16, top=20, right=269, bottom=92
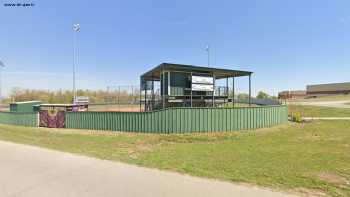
left=38, top=104, right=87, bottom=107
left=141, top=63, right=252, bottom=81
left=10, top=101, right=41, bottom=105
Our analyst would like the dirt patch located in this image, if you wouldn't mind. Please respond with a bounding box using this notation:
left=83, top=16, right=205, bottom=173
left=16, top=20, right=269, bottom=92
left=302, top=133, right=321, bottom=141
left=135, top=141, right=154, bottom=152
left=318, top=172, right=348, bottom=184
left=127, top=139, right=160, bottom=160
left=293, top=187, right=327, bottom=197
left=128, top=150, right=139, bottom=159
left=41, top=127, right=162, bottom=137
left=90, top=106, right=143, bottom=112
left=342, top=144, right=350, bottom=148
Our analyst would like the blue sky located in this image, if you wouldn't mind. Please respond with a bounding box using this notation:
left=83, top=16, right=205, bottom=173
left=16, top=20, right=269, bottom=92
left=0, top=0, right=349, bottom=96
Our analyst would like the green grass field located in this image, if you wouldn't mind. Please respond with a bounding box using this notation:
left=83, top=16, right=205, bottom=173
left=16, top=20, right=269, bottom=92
left=288, top=105, right=350, bottom=117
left=0, top=121, right=349, bottom=196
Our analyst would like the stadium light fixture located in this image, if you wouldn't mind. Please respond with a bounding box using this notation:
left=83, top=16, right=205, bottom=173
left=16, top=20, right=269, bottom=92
left=205, top=44, right=210, bottom=67
left=72, top=23, right=80, bottom=103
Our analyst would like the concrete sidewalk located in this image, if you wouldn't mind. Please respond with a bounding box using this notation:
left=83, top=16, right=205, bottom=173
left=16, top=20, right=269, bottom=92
left=0, top=140, right=299, bottom=197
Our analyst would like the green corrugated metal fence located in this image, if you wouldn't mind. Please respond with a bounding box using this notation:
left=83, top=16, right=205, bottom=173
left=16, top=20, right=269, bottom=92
left=66, top=105, right=288, bottom=133
left=0, top=112, right=38, bottom=127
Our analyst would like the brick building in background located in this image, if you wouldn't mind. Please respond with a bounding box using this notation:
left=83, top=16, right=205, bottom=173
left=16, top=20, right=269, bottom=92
left=306, top=82, right=350, bottom=96
left=278, top=90, right=306, bottom=99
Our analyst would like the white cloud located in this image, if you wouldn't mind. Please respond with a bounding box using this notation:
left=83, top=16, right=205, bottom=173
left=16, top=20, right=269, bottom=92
left=338, top=16, right=350, bottom=24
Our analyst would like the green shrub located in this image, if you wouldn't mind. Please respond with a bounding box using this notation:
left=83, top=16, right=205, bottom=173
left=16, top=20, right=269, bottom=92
left=291, top=112, right=303, bottom=123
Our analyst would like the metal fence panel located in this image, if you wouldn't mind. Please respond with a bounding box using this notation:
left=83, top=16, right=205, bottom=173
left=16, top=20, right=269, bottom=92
left=0, top=112, right=38, bottom=127
left=65, top=106, right=288, bottom=133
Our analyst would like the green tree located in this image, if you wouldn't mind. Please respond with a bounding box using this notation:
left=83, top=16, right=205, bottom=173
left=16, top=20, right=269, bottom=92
left=3, top=88, right=141, bottom=104
left=237, top=93, right=249, bottom=100
left=256, top=91, right=270, bottom=99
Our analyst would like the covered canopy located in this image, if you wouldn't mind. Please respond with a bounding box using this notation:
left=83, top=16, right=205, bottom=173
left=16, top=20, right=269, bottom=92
left=141, top=63, right=252, bottom=81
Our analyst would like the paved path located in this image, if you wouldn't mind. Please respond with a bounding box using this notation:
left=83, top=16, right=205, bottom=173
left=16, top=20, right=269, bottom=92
left=0, top=141, right=299, bottom=197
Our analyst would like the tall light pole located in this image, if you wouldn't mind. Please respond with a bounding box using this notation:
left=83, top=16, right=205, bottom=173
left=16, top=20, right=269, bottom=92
left=73, top=23, right=80, bottom=103
left=0, top=60, right=5, bottom=101
left=205, top=44, right=210, bottom=67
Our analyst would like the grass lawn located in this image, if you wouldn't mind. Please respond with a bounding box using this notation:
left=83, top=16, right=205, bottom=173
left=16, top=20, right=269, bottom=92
left=288, top=105, right=350, bottom=117
left=0, top=122, right=349, bottom=196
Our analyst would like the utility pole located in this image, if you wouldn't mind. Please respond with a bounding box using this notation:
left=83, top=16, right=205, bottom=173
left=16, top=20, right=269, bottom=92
left=0, top=60, right=5, bottom=102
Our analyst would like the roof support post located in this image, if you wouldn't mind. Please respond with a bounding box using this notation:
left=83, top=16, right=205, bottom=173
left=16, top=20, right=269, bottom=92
left=249, top=74, right=252, bottom=106
left=232, top=77, right=235, bottom=108
left=151, top=76, right=154, bottom=111
left=144, top=82, right=147, bottom=111
left=168, top=71, right=170, bottom=97
left=190, top=72, right=193, bottom=107
left=212, top=73, right=215, bottom=107
left=226, top=77, right=228, bottom=105
left=162, top=67, right=165, bottom=109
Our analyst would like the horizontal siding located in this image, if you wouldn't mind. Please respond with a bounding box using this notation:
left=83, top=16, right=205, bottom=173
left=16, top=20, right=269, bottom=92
left=66, top=106, right=288, bottom=133
left=0, top=112, right=38, bottom=127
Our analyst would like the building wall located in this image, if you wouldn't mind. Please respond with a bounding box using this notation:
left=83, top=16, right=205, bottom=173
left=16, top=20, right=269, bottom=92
left=278, top=90, right=306, bottom=99
left=10, top=101, right=42, bottom=113
left=307, top=82, right=350, bottom=95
